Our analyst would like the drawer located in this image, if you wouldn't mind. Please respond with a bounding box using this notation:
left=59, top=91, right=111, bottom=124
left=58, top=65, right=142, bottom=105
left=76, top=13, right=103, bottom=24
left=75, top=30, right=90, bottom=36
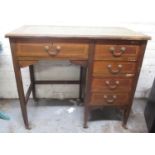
left=16, top=42, right=89, bottom=59
left=91, top=78, right=133, bottom=92
left=95, top=44, right=139, bottom=61
left=93, top=61, right=137, bottom=77
left=90, top=93, right=129, bottom=106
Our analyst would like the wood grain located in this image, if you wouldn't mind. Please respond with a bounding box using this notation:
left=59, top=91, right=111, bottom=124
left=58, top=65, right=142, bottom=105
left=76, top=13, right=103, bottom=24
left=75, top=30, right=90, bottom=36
left=93, top=61, right=137, bottom=77
left=95, top=44, right=139, bottom=61
left=91, top=78, right=133, bottom=92
left=5, top=26, right=150, bottom=129
left=16, top=41, right=88, bottom=59
left=5, top=25, right=151, bottom=40
left=90, top=93, right=130, bottom=106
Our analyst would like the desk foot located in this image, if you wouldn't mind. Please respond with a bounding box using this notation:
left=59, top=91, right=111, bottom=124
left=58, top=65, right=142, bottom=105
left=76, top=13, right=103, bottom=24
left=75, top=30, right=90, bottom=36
left=122, top=123, right=128, bottom=130
left=83, top=124, right=88, bottom=128
left=25, top=125, right=31, bottom=130
left=122, top=107, right=130, bottom=130
left=84, top=106, right=89, bottom=129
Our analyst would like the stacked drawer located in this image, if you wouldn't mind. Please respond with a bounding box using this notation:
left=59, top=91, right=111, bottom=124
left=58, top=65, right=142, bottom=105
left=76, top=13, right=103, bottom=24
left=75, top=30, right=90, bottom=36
left=90, top=42, right=140, bottom=106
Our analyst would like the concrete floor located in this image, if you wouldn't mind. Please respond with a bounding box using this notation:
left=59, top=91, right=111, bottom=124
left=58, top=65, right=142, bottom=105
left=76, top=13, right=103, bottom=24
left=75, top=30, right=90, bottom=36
left=0, top=99, right=148, bottom=133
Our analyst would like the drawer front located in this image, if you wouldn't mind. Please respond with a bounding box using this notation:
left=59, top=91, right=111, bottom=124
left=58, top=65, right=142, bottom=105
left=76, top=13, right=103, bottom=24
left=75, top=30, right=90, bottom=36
left=95, top=44, right=139, bottom=61
left=93, top=61, right=137, bottom=77
left=91, top=78, right=133, bottom=92
left=90, top=93, right=129, bottom=106
left=16, top=42, right=89, bottom=59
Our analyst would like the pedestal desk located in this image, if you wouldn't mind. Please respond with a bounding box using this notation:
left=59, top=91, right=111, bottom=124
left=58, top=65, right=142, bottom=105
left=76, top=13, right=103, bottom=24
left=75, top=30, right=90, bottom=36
left=5, top=26, right=150, bottom=129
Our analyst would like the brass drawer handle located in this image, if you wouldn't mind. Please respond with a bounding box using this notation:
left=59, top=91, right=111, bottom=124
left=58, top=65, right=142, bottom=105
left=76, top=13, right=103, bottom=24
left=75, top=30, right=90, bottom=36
left=107, top=64, right=123, bottom=74
left=44, top=45, right=61, bottom=56
left=120, top=47, right=126, bottom=52
left=105, top=80, right=120, bottom=89
left=44, top=45, right=50, bottom=51
left=104, top=95, right=117, bottom=104
left=50, top=45, right=61, bottom=56
left=109, top=46, right=126, bottom=57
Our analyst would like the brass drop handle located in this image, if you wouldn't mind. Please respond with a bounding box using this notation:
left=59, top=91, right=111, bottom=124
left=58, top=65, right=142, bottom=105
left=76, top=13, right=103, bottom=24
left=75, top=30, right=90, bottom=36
left=44, top=45, right=61, bottom=56
left=109, top=47, right=115, bottom=52
left=104, top=95, right=117, bottom=104
left=109, top=46, right=126, bottom=57
left=55, top=45, right=61, bottom=51
left=105, top=80, right=120, bottom=89
left=49, top=45, right=61, bottom=56
left=120, top=47, right=126, bottom=52
left=44, top=45, right=50, bottom=51
left=107, top=64, right=123, bottom=74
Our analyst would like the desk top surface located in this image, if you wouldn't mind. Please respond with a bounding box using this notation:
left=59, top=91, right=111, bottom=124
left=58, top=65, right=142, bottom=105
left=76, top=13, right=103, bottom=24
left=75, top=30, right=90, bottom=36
left=5, top=25, right=151, bottom=40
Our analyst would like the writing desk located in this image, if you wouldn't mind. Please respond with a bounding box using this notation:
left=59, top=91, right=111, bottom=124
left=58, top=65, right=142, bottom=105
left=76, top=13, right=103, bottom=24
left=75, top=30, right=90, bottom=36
left=5, top=26, right=150, bottom=129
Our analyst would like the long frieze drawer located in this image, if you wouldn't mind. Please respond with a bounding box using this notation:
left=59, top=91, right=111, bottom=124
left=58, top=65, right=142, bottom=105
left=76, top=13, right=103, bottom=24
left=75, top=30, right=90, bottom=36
left=16, top=42, right=89, bottom=59
left=90, top=93, right=130, bottom=106
left=95, top=44, right=139, bottom=61
left=93, top=61, right=137, bottom=77
left=91, top=78, right=133, bottom=92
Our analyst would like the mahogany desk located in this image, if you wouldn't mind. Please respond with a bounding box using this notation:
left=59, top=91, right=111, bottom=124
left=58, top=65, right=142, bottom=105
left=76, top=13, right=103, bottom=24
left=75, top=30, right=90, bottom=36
left=5, top=26, right=150, bottom=129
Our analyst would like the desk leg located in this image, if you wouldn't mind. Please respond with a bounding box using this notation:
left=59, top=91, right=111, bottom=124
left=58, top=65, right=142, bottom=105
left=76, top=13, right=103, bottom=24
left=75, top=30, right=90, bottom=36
left=83, top=43, right=95, bottom=128
left=29, top=65, right=37, bottom=102
left=10, top=40, right=30, bottom=129
left=84, top=106, right=89, bottom=128
left=79, top=66, right=86, bottom=102
left=14, top=65, right=30, bottom=129
left=122, top=106, right=130, bottom=129
left=79, top=67, right=83, bottom=101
